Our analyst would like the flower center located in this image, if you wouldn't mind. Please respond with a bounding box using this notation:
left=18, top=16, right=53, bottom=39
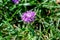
left=26, top=13, right=31, bottom=17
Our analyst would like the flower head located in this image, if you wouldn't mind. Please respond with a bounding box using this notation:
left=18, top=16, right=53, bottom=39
left=21, top=11, right=36, bottom=23
left=12, top=0, right=19, bottom=4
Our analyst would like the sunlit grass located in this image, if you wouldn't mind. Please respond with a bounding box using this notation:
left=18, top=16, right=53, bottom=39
left=0, top=0, right=60, bottom=40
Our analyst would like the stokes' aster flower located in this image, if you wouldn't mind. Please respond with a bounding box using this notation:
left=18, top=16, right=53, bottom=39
left=21, top=11, right=36, bottom=23
left=12, top=0, right=19, bottom=4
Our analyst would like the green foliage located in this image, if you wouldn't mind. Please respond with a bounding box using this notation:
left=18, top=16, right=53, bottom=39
left=0, top=0, right=60, bottom=40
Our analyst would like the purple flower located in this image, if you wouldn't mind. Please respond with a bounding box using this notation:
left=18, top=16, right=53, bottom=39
left=21, top=11, right=36, bottom=23
left=12, top=0, right=19, bottom=4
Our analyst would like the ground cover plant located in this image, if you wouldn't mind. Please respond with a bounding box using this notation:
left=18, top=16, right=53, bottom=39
left=0, top=0, right=60, bottom=40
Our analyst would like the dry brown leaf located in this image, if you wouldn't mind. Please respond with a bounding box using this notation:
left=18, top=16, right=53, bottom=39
left=56, top=0, right=60, bottom=4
